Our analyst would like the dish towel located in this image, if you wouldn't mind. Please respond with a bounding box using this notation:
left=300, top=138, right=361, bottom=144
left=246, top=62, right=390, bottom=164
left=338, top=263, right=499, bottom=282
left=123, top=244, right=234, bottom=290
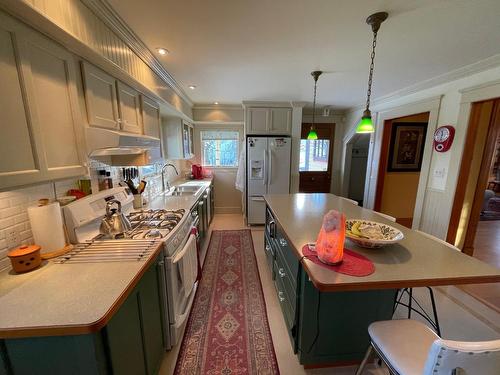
left=235, top=145, right=245, bottom=192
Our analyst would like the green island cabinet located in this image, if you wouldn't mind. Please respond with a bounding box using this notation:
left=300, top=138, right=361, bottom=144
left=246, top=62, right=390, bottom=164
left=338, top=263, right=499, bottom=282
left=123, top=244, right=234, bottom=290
left=0, top=255, right=165, bottom=375
left=264, top=207, right=395, bottom=366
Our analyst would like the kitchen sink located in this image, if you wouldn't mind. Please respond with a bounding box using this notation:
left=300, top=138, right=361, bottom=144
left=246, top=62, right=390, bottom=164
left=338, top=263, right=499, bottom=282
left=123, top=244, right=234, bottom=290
left=164, top=185, right=201, bottom=197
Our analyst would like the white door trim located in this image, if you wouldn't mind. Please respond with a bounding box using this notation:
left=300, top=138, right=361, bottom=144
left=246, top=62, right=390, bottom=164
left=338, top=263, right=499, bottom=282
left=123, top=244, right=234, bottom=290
left=363, top=96, right=443, bottom=229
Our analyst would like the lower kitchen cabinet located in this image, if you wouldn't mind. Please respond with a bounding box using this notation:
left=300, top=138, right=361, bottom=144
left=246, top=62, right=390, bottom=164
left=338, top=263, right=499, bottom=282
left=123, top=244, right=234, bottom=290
left=264, top=206, right=395, bottom=366
left=0, top=255, right=165, bottom=375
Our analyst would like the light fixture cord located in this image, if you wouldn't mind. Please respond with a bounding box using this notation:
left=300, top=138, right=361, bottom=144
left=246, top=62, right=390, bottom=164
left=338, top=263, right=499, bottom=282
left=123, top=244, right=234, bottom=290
left=312, top=78, right=318, bottom=128
left=365, top=30, right=378, bottom=111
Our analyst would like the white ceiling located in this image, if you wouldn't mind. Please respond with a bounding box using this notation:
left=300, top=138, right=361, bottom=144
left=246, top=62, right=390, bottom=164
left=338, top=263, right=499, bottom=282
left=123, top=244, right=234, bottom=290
left=108, top=0, right=500, bottom=109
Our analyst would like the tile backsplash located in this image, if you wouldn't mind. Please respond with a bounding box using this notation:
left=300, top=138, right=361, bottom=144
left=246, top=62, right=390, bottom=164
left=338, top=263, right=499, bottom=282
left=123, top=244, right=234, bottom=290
left=0, top=159, right=189, bottom=272
left=0, top=179, right=79, bottom=271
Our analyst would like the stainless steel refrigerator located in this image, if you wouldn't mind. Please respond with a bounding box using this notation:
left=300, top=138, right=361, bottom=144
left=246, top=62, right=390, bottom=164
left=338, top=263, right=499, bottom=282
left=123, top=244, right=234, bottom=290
left=246, top=136, right=291, bottom=224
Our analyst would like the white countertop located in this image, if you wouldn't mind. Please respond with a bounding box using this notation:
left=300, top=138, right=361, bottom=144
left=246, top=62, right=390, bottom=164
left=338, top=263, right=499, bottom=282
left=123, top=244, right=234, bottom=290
left=0, top=178, right=212, bottom=338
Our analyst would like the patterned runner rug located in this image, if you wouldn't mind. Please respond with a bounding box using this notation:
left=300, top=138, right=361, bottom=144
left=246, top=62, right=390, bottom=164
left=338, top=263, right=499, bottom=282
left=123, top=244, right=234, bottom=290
left=174, top=230, right=279, bottom=374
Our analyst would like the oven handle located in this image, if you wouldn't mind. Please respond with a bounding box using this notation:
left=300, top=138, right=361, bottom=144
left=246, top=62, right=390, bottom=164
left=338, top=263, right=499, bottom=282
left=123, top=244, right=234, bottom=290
left=172, top=233, right=196, bottom=264
left=156, top=258, right=169, bottom=348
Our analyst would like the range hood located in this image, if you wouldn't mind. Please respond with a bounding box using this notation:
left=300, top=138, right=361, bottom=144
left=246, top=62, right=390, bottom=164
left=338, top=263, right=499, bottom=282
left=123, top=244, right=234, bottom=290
left=86, top=127, right=162, bottom=166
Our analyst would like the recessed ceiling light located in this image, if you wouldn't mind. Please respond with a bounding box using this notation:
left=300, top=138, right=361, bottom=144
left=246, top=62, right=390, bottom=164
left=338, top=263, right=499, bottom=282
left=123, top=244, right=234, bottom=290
left=188, top=85, right=196, bottom=90
left=157, top=48, right=169, bottom=55
left=214, top=101, right=219, bottom=105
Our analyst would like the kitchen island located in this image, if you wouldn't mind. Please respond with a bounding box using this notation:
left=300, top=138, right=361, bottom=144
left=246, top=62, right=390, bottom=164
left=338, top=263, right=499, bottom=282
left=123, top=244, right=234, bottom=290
left=263, top=193, right=500, bottom=366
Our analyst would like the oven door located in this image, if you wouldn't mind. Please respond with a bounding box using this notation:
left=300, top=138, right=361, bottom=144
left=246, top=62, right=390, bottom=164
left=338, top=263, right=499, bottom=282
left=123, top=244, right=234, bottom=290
left=165, top=232, right=198, bottom=348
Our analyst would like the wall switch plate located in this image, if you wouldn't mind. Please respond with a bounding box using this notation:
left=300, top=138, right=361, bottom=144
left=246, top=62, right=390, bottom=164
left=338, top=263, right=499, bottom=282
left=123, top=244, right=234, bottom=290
left=6, top=228, right=20, bottom=249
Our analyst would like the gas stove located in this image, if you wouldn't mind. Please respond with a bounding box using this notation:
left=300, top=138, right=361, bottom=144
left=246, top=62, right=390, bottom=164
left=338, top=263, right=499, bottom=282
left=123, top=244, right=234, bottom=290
left=113, top=209, right=186, bottom=240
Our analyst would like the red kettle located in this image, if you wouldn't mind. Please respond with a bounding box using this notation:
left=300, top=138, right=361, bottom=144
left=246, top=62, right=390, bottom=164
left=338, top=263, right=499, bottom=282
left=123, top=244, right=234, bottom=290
left=191, top=164, right=203, bottom=180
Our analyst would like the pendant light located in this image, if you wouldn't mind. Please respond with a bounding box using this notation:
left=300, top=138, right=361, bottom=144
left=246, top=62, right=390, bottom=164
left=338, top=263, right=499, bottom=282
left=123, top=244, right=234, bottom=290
left=307, top=70, right=323, bottom=140
left=356, top=12, right=388, bottom=134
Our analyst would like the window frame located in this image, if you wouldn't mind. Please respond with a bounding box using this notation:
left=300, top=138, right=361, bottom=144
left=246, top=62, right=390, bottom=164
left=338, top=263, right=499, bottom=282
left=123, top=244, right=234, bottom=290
left=200, top=128, right=242, bottom=169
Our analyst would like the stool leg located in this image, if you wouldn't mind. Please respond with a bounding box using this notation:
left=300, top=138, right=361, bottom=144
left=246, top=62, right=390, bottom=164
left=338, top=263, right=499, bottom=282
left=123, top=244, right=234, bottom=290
left=427, top=287, right=441, bottom=336
left=408, top=288, right=413, bottom=319
left=355, top=344, right=373, bottom=375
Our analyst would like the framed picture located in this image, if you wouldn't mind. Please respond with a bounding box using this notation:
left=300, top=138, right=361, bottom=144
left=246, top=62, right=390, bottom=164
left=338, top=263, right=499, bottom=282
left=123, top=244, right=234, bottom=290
left=387, top=122, right=427, bottom=172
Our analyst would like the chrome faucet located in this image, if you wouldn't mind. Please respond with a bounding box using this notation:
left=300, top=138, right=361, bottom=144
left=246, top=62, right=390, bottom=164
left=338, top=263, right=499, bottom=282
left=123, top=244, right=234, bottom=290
left=161, top=163, right=179, bottom=192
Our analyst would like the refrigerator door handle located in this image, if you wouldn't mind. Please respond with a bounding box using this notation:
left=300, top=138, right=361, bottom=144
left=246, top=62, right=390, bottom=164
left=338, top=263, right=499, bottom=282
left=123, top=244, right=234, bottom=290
left=268, top=148, right=272, bottom=186
left=263, top=150, right=267, bottom=186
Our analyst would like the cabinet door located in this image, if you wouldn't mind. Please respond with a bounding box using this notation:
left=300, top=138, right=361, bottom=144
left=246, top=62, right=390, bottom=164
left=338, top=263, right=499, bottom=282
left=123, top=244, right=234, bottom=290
left=270, top=108, right=292, bottom=134
left=182, top=122, right=191, bottom=158
left=138, top=258, right=166, bottom=375
left=105, top=292, right=146, bottom=375
left=18, top=30, right=86, bottom=181
left=141, top=95, right=160, bottom=139
left=82, top=62, right=119, bottom=130
left=0, top=20, right=42, bottom=188
left=117, top=81, right=142, bottom=134
left=247, top=108, right=269, bottom=134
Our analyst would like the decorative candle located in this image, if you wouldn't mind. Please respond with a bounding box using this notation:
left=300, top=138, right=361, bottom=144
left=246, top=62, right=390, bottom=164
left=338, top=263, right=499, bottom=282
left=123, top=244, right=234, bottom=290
left=315, top=210, right=345, bottom=265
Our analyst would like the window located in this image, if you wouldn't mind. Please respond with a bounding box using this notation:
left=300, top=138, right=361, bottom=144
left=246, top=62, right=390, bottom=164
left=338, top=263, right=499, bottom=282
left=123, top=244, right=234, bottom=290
left=201, top=130, right=239, bottom=167
left=299, top=139, right=330, bottom=171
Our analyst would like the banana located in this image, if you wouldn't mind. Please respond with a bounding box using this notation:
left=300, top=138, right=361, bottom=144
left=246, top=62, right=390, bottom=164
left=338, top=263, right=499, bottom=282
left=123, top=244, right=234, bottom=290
left=351, top=221, right=362, bottom=236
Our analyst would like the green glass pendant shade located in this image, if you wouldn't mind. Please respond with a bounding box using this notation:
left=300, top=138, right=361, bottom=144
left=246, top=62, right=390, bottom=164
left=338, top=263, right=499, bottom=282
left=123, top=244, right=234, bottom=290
left=356, top=115, right=374, bottom=133
left=307, top=128, right=318, bottom=140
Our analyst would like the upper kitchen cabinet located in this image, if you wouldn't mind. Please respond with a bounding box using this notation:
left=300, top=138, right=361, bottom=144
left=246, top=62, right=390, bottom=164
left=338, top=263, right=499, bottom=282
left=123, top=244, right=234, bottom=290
left=116, top=81, right=142, bottom=134
left=81, top=62, right=120, bottom=130
left=141, top=95, right=161, bottom=139
left=82, top=62, right=144, bottom=135
left=245, top=106, right=292, bottom=135
left=162, top=118, right=194, bottom=159
left=0, top=12, right=86, bottom=189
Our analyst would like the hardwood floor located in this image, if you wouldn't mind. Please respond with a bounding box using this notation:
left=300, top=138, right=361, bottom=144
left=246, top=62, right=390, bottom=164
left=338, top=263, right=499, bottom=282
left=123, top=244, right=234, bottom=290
left=459, top=220, right=500, bottom=312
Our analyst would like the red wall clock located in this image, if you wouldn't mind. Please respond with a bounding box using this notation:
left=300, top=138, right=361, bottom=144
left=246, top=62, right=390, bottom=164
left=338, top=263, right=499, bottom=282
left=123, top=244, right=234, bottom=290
left=433, top=125, right=455, bottom=152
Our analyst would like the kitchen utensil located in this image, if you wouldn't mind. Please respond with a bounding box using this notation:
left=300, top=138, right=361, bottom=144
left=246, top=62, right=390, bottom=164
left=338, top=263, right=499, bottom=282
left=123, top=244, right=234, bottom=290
left=41, top=244, right=73, bottom=260
left=99, top=199, right=132, bottom=238
left=125, top=179, right=137, bottom=194
left=8, top=245, right=42, bottom=273
left=345, top=219, right=404, bottom=248
left=138, top=180, right=146, bottom=194
left=27, top=202, right=66, bottom=254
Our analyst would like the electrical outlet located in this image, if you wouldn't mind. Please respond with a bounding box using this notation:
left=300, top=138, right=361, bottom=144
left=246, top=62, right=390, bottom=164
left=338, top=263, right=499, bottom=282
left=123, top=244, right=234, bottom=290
left=6, top=228, right=20, bottom=249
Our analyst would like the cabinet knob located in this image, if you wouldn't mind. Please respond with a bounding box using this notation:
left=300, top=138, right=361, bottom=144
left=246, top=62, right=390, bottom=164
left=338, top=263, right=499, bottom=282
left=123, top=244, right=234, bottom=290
left=279, top=238, right=287, bottom=247
left=278, top=268, right=286, bottom=278
left=278, top=291, right=285, bottom=302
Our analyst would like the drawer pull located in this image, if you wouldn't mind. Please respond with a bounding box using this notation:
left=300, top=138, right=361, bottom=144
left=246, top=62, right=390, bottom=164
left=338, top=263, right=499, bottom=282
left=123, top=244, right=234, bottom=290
left=265, top=245, right=271, bottom=252
left=278, top=291, right=285, bottom=302
left=279, top=238, right=287, bottom=247
left=278, top=268, right=286, bottom=278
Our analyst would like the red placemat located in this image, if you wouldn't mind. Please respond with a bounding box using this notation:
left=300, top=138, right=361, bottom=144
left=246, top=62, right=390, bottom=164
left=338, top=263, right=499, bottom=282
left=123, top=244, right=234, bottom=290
left=301, top=244, right=375, bottom=277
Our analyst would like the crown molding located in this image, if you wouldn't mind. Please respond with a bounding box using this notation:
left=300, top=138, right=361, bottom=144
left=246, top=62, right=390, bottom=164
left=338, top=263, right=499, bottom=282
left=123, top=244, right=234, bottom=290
left=348, top=53, right=500, bottom=114
left=193, top=104, right=243, bottom=110
left=83, top=0, right=193, bottom=108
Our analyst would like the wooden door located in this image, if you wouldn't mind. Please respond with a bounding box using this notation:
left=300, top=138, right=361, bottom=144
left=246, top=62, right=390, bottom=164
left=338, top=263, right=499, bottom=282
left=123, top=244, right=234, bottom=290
left=18, top=29, right=86, bottom=182
left=447, top=99, right=500, bottom=255
left=0, top=19, right=42, bottom=188
left=247, top=108, right=268, bottom=134
left=141, top=95, right=160, bottom=138
left=117, top=81, right=142, bottom=134
left=269, top=108, right=292, bottom=134
left=82, top=62, right=119, bottom=130
left=299, top=123, right=335, bottom=193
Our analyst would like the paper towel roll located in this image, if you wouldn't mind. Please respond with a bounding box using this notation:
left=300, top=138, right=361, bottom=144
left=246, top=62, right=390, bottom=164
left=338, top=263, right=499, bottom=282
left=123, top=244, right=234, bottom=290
left=27, top=202, right=66, bottom=254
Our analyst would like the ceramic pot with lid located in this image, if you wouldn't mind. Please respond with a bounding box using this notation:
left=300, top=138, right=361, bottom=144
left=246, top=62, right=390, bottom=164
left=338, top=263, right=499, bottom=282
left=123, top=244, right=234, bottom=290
left=8, top=245, right=42, bottom=273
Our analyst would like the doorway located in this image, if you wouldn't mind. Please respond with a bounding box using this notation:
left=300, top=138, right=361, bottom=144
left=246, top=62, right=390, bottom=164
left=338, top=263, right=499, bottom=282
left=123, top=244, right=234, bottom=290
left=299, top=123, right=334, bottom=193
left=346, top=134, right=370, bottom=206
left=374, top=112, right=430, bottom=227
left=447, top=98, right=500, bottom=310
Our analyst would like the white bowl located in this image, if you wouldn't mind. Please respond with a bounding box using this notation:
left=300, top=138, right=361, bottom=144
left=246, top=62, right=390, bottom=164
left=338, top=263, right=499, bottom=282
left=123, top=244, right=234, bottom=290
left=345, top=219, right=404, bottom=248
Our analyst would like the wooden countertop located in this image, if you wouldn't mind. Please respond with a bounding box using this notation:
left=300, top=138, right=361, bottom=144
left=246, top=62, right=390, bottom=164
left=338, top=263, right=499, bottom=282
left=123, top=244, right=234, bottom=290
left=264, top=194, right=500, bottom=292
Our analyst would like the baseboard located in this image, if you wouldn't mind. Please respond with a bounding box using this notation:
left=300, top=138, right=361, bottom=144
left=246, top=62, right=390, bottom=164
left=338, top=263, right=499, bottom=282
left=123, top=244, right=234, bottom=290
left=215, top=206, right=242, bottom=214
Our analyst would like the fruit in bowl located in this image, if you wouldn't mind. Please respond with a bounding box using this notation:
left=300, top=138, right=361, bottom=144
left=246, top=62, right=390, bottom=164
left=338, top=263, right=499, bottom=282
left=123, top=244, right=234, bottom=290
left=345, top=219, right=404, bottom=248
